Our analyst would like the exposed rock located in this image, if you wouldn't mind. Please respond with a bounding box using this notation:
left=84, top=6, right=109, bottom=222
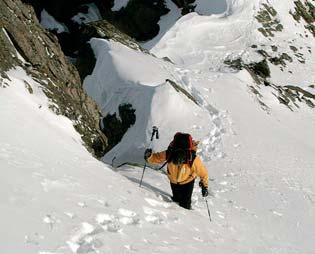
left=269, top=53, right=293, bottom=67
left=171, top=0, right=196, bottom=14
left=246, top=59, right=270, bottom=80
left=166, top=79, right=199, bottom=105
left=76, top=19, right=145, bottom=80
left=21, top=0, right=103, bottom=57
left=290, top=45, right=298, bottom=52
left=273, top=85, right=315, bottom=110
left=0, top=0, right=79, bottom=86
left=100, top=104, right=136, bottom=153
left=290, top=0, right=315, bottom=37
left=256, top=3, right=283, bottom=37
left=75, top=43, right=96, bottom=81
left=21, top=0, right=96, bottom=22
left=0, top=0, right=107, bottom=158
left=224, top=58, right=270, bottom=81
left=80, top=20, right=144, bottom=51
left=223, top=58, right=243, bottom=71
left=107, top=0, right=170, bottom=41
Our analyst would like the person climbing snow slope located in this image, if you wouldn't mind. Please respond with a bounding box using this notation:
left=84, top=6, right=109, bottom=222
left=145, top=132, right=209, bottom=209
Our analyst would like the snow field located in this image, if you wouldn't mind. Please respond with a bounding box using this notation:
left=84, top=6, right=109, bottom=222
left=84, top=38, right=225, bottom=166
left=0, top=68, right=219, bottom=254
left=1, top=0, right=315, bottom=253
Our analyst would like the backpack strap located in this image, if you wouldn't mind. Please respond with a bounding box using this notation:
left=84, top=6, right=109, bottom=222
left=189, top=150, right=197, bottom=167
left=156, top=160, right=168, bottom=171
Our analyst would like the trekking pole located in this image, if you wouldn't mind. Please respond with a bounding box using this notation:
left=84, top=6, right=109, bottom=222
left=139, top=126, right=159, bottom=187
left=204, top=198, right=212, bottom=222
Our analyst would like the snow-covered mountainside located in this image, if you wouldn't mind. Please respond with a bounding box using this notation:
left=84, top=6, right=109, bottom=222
left=1, top=0, right=315, bottom=253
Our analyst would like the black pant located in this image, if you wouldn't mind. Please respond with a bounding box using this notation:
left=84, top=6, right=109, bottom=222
left=170, top=179, right=195, bottom=209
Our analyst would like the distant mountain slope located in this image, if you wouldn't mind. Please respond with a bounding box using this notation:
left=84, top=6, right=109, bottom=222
left=151, top=0, right=315, bottom=109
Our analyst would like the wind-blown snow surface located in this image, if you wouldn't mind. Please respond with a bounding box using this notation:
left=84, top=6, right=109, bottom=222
left=141, top=0, right=181, bottom=50
left=0, top=68, right=221, bottom=254
left=2, top=0, right=315, bottom=253
left=84, top=38, right=223, bottom=165
left=142, top=0, right=228, bottom=50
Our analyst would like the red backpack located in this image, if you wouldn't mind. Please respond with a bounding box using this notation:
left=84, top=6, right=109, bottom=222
left=166, top=132, right=196, bottom=166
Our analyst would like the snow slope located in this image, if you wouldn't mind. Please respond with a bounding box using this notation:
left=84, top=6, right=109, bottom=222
left=151, top=0, right=315, bottom=85
left=1, top=0, right=315, bottom=253
left=0, top=68, right=222, bottom=254
left=84, top=38, right=224, bottom=165
left=142, top=0, right=228, bottom=50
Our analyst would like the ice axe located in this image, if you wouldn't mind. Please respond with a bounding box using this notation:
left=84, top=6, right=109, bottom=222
left=139, top=126, right=159, bottom=187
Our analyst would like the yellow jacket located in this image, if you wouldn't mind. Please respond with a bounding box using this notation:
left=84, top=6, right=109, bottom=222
left=147, top=151, right=209, bottom=188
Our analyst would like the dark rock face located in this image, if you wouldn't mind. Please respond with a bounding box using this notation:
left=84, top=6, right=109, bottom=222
left=171, top=0, right=196, bottom=14
left=1, top=0, right=79, bottom=86
left=21, top=0, right=94, bottom=58
left=76, top=43, right=97, bottom=81
left=76, top=19, right=145, bottom=81
left=22, top=0, right=95, bottom=21
left=80, top=19, right=144, bottom=51
left=0, top=0, right=107, bottom=158
left=20, top=0, right=152, bottom=58
left=100, top=104, right=136, bottom=153
left=224, top=58, right=270, bottom=81
left=290, top=0, right=315, bottom=37
left=107, top=0, right=170, bottom=41
left=255, top=3, right=283, bottom=37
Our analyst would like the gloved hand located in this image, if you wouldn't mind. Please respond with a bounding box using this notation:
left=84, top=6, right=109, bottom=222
left=144, top=148, right=152, bottom=160
left=199, top=181, right=209, bottom=197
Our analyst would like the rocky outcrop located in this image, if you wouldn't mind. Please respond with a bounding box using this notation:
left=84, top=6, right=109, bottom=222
left=224, top=58, right=270, bottom=83
left=21, top=0, right=98, bottom=57
left=107, top=0, right=170, bottom=41
left=100, top=104, right=136, bottom=153
left=76, top=19, right=145, bottom=80
left=171, top=0, right=196, bottom=14
left=290, top=0, right=315, bottom=37
left=255, top=3, right=283, bottom=37
left=224, top=54, right=314, bottom=111
left=1, top=0, right=79, bottom=85
left=81, top=20, right=144, bottom=51
left=0, top=0, right=107, bottom=158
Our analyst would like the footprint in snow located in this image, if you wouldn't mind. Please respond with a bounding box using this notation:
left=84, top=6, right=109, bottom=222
left=97, top=199, right=110, bottom=207
left=25, top=233, right=44, bottom=246
left=107, top=222, right=122, bottom=232
left=64, top=212, right=76, bottom=219
left=118, top=208, right=136, bottom=217
left=145, top=215, right=165, bottom=225
left=118, top=208, right=140, bottom=225
left=67, top=222, right=104, bottom=254
left=193, top=236, right=204, bottom=242
left=77, top=202, right=87, bottom=208
left=43, top=215, right=57, bottom=231
left=95, top=213, right=122, bottom=232
left=143, top=206, right=167, bottom=225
